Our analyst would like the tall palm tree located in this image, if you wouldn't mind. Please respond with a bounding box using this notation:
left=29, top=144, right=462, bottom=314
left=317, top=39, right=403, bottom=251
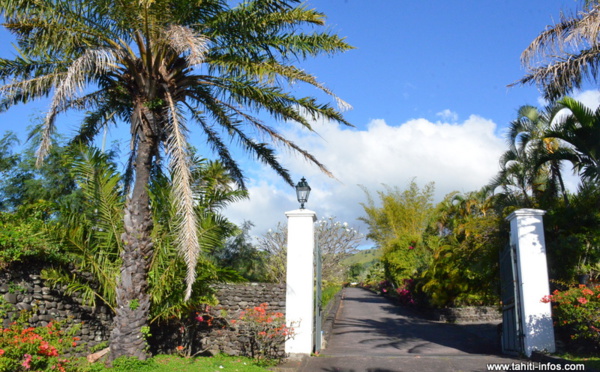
left=545, top=97, right=600, bottom=182
left=507, top=105, right=569, bottom=205
left=514, top=1, right=600, bottom=101
left=490, top=104, right=570, bottom=210
left=0, top=0, right=352, bottom=360
left=489, top=140, right=542, bottom=208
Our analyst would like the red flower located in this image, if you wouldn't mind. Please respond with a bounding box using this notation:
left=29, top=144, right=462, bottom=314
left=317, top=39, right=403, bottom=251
left=582, top=288, right=594, bottom=296
left=540, top=295, right=553, bottom=303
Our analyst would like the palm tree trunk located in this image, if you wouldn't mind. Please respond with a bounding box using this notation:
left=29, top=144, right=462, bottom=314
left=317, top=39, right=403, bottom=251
left=553, top=162, right=570, bottom=206
left=108, top=133, right=156, bottom=362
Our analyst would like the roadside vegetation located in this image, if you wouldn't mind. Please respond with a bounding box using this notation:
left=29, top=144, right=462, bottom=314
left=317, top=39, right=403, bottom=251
left=1, top=0, right=600, bottom=367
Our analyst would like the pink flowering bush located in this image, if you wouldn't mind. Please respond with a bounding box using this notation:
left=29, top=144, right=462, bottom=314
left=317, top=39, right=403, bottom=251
left=234, top=303, right=294, bottom=363
left=542, top=284, right=600, bottom=352
left=377, top=280, right=393, bottom=295
left=0, top=315, right=79, bottom=372
left=396, top=279, right=416, bottom=305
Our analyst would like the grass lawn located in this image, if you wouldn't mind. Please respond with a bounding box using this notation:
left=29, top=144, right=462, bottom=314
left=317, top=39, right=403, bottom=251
left=342, top=248, right=381, bottom=267
left=76, top=354, right=274, bottom=372
left=556, top=353, right=600, bottom=371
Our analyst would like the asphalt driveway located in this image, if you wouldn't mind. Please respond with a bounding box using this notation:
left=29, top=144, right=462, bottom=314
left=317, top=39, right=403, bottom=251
left=293, top=287, right=529, bottom=372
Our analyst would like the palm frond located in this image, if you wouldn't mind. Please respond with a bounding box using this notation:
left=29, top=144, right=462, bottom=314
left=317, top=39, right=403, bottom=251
left=164, top=92, right=201, bottom=301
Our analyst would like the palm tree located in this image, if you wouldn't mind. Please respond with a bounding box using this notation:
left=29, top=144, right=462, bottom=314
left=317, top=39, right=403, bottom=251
left=514, top=1, right=600, bottom=101
left=489, top=104, right=570, bottom=210
left=545, top=97, right=600, bottom=182
left=489, top=140, right=542, bottom=208
left=0, top=0, right=352, bottom=360
left=507, top=105, right=569, bottom=205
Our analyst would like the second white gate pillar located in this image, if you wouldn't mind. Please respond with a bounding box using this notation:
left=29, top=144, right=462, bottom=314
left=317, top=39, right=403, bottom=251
left=506, top=208, right=555, bottom=357
left=284, top=208, right=316, bottom=356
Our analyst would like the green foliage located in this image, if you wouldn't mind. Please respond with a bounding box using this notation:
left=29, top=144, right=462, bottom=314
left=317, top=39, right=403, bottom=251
left=0, top=131, right=79, bottom=213
left=362, top=261, right=385, bottom=287
left=0, top=131, right=77, bottom=267
left=147, top=160, right=247, bottom=323
left=544, top=284, right=600, bottom=353
left=37, top=146, right=246, bottom=324
left=342, top=248, right=382, bottom=266
left=108, top=356, right=157, bottom=371
left=418, top=189, right=503, bottom=308
left=359, top=182, right=502, bottom=308
left=360, top=180, right=435, bottom=285
left=0, top=202, right=58, bottom=268
left=346, top=262, right=365, bottom=282
left=129, top=299, right=140, bottom=311
left=321, top=284, right=342, bottom=309
left=211, top=221, right=268, bottom=281
left=343, top=248, right=381, bottom=283
left=1, top=0, right=352, bottom=359
left=544, top=181, right=600, bottom=283
left=42, top=146, right=123, bottom=311
left=0, top=314, right=80, bottom=372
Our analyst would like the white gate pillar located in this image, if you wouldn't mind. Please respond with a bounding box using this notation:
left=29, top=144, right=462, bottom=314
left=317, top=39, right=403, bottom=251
left=284, top=208, right=316, bottom=356
left=506, top=208, right=555, bottom=357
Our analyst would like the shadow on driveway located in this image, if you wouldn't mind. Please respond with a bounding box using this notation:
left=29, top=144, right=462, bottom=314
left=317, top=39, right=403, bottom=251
left=323, top=288, right=500, bottom=357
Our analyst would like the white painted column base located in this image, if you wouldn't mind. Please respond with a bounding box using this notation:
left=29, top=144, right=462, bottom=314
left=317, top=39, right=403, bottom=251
left=506, top=209, right=555, bottom=357
left=284, top=209, right=316, bottom=355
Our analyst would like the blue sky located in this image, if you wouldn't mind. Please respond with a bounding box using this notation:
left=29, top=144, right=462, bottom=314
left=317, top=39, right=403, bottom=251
left=0, top=0, right=598, bottom=245
left=298, top=0, right=578, bottom=128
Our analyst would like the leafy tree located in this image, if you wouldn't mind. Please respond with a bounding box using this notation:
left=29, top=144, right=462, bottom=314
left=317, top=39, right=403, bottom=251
left=544, top=181, right=600, bottom=282
left=359, top=180, right=435, bottom=284
left=315, top=217, right=363, bottom=285
left=514, top=1, right=600, bottom=101
left=0, top=131, right=79, bottom=212
left=211, top=220, right=269, bottom=282
left=0, top=131, right=80, bottom=267
left=257, top=222, right=288, bottom=283
left=0, top=0, right=352, bottom=359
left=258, top=217, right=363, bottom=285
left=346, top=262, right=365, bottom=283
left=419, top=188, right=503, bottom=307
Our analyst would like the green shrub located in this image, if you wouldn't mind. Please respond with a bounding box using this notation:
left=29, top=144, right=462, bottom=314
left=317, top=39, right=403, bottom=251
left=0, top=202, right=58, bottom=268
left=543, top=284, right=600, bottom=353
left=321, top=285, right=342, bottom=309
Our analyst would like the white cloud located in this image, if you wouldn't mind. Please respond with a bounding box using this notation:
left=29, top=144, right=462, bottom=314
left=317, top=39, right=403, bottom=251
left=572, top=90, right=600, bottom=110
left=225, top=89, right=600, bottom=243
left=436, top=109, right=458, bottom=122
left=223, top=113, right=506, bottom=243
left=537, top=90, right=600, bottom=110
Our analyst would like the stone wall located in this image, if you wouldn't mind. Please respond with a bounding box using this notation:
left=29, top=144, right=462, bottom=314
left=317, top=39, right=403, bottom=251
left=202, top=282, right=286, bottom=356
left=211, top=282, right=286, bottom=315
left=430, top=306, right=501, bottom=323
left=0, top=261, right=112, bottom=352
left=0, top=262, right=287, bottom=357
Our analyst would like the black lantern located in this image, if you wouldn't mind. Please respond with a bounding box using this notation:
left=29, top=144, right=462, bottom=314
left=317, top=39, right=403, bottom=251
left=295, top=177, right=311, bottom=209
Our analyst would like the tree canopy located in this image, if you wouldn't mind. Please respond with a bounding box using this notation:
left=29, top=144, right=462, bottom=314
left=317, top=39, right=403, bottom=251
left=0, top=0, right=352, bottom=360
